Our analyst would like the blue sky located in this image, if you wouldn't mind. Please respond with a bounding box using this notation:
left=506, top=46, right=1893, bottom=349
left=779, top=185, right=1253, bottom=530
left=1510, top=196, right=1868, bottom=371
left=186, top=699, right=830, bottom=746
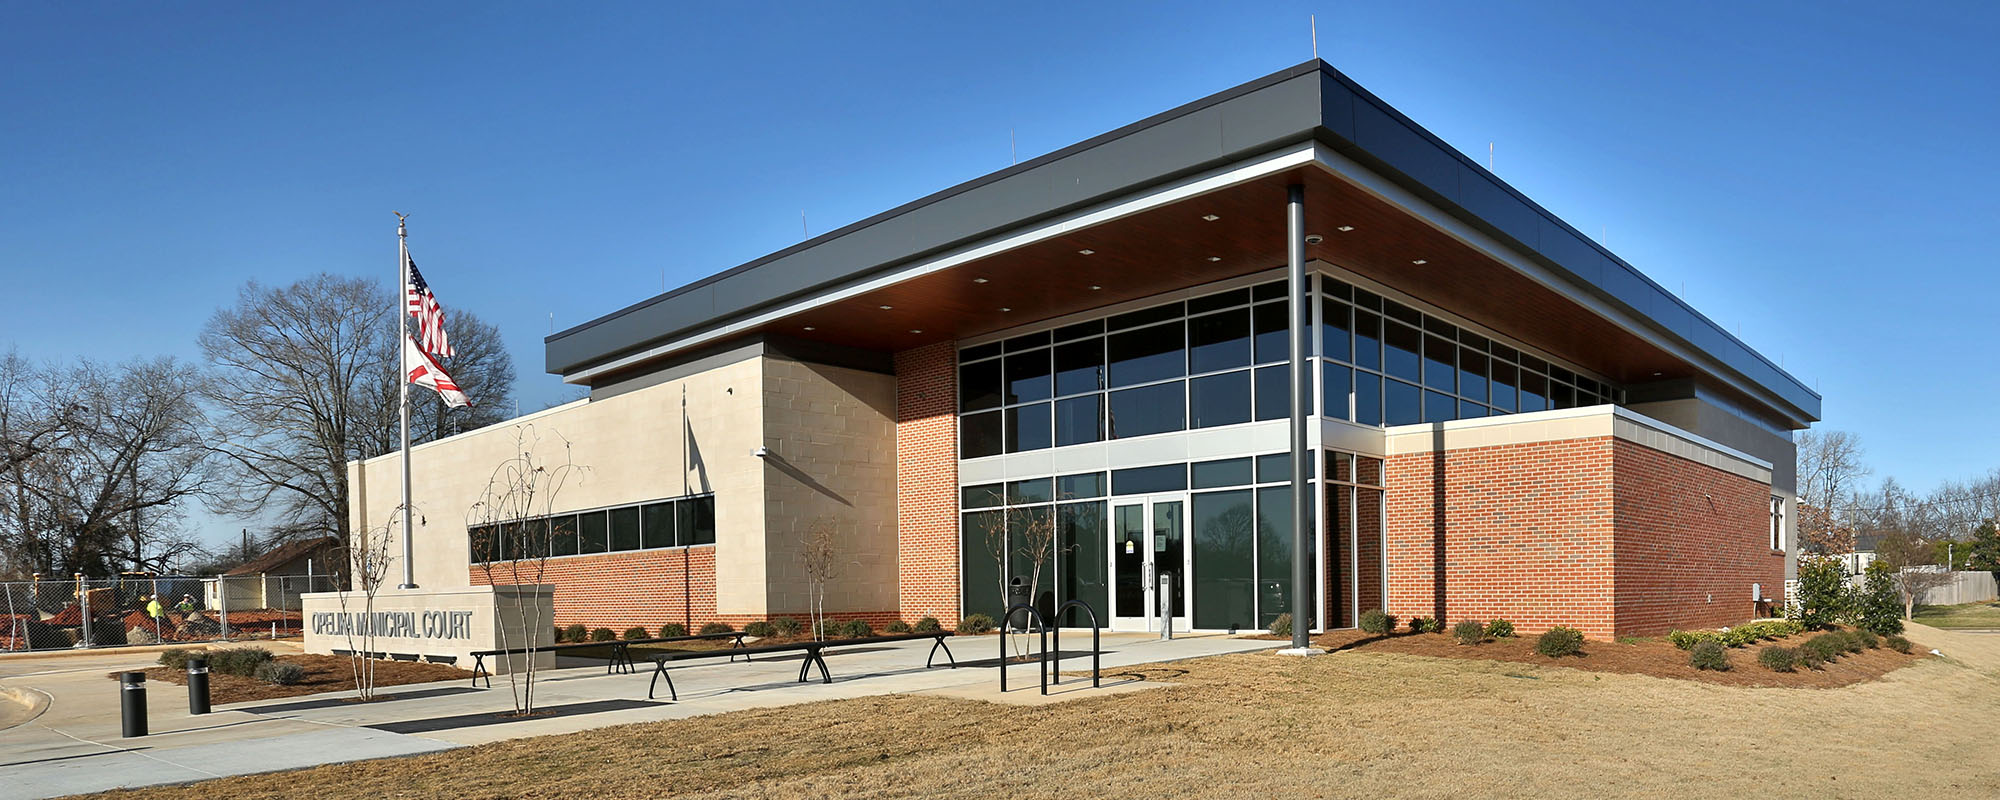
left=3, top=2, right=1996, bottom=548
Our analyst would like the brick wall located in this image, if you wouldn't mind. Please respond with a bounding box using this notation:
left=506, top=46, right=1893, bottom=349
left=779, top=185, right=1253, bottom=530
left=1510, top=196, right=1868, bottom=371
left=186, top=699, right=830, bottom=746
left=1611, top=439, right=1783, bottom=636
left=1386, top=437, right=1619, bottom=639
left=470, top=547, right=717, bottom=632
left=895, top=342, right=960, bottom=623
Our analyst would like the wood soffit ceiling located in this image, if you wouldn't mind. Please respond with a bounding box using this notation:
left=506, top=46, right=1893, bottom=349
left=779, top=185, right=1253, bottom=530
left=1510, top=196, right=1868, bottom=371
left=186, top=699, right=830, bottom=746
left=719, top=168, right=1690, bottom=389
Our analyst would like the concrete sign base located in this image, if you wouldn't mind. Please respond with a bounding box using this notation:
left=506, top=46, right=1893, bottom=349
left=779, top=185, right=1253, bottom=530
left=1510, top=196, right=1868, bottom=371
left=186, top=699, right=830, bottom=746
left=302, top=584, right=555, bottom=674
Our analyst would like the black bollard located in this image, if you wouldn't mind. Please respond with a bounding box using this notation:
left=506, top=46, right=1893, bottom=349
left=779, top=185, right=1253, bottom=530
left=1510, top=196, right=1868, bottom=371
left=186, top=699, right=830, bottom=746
left=119, top=671, right=147, bottom=737
left=187, top=657, right=211, bottom=715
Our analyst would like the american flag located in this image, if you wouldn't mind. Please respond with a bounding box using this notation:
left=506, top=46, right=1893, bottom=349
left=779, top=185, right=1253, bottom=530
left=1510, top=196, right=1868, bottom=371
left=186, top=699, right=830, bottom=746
left=405, top=336, right=471, bottom=408
left=405, top=250, right=454, bottom=358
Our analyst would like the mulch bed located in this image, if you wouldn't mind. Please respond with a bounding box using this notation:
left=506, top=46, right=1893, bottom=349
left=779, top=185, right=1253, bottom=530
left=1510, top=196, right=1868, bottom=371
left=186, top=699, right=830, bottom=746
left=1307, top=628, right=1924, bottom=688
left=112, top=653, right=471, bottom=705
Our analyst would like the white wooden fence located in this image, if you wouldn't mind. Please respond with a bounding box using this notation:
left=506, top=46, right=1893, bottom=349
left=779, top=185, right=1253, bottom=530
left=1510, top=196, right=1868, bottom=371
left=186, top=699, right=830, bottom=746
left=1922, top=570, right=1998, bottom=606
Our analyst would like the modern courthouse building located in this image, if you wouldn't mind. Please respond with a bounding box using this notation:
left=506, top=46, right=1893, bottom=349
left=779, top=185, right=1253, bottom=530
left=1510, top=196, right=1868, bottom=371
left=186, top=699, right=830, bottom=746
left=352, top=61, right=1819, bottom=641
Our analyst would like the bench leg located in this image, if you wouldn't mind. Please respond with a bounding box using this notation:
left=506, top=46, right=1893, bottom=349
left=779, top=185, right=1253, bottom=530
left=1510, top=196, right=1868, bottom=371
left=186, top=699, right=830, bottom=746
left=472, top=655, right=489, bottom=688
left=927, top=638, right=957, bottom=669
left=648, top=662, right=678, bottom=701
left=812, top=652, right=831, bottom=684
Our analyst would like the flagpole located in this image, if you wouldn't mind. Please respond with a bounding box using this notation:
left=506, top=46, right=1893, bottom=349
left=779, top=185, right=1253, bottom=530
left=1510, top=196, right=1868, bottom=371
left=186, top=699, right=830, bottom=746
left=396, top=212, right=417, bottom=589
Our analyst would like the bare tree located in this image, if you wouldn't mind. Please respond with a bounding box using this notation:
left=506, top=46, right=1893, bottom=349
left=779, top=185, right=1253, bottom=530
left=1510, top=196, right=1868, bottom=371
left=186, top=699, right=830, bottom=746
left=465, top=426, right=585, bottom=716
left=200, top=274, right=515, bottom=561
left=1874, top=531, right=1954, bottom=619
left=333, top=510, right=396, bottom=700
left=800, top=516, right=838, bottom=640
left=1796, top=430, right=1868, bottom=554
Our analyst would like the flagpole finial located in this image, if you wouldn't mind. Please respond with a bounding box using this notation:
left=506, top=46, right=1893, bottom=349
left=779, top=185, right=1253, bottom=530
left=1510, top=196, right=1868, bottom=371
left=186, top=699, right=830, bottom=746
left=394, top=211, right=408, bottom=237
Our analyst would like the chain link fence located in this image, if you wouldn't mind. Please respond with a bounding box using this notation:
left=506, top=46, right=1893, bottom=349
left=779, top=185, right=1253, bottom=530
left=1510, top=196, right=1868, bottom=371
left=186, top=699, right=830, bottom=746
left=0, top=573, right=340, bottom=653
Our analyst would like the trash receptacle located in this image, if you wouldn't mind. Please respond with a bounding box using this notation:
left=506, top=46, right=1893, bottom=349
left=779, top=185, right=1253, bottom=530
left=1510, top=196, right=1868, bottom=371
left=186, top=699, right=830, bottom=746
left=1007, top=576, right=1032, bottom=630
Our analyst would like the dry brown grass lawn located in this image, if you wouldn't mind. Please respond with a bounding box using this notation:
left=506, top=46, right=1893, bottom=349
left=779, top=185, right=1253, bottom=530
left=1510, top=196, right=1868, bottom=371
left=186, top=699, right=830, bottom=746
left=74, top=625, right=2000, bottom=800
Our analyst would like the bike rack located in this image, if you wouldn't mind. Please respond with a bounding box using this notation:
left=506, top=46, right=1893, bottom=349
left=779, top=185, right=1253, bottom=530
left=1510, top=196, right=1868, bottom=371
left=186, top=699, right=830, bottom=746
left=1050, top=599, right=1101, bottom=689
left=999, top=603, right=1049, bottom=695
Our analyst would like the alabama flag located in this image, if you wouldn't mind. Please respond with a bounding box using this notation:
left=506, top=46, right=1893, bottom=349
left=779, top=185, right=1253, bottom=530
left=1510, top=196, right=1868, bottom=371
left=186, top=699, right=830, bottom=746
left=405, top=335, right=471, bottom=408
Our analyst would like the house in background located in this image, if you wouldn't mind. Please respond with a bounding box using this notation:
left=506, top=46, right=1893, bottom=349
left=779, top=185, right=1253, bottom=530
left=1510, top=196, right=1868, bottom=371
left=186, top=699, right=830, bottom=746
left=207, top=536, right=340, bottom=611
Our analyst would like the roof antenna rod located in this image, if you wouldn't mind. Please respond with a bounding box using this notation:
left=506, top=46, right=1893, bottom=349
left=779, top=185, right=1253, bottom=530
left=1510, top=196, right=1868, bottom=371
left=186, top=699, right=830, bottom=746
left=1310, top=14, right=1318, bottom=60
left=1488, top=142, right=1494, bottom=171
left=802, top=210, right=809, bottom=239
left=1010, top=128, right=1017, bottom=165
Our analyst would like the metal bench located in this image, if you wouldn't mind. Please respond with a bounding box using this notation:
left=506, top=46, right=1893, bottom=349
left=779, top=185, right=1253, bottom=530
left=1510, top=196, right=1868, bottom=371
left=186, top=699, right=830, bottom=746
left=647, top=631, right=957, bottom=700
left=470, top=630, right=748, bottom=687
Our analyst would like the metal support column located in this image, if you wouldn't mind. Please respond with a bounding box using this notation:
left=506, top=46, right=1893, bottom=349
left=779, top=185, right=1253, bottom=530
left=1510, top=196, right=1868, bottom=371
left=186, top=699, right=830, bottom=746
left=1286, top=183, right=1313, bottom=651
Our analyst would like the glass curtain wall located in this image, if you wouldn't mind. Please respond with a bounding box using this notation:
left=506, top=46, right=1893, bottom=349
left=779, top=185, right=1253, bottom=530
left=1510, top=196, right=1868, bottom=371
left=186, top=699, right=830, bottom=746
left=469, top=493, right=716, bottom=564
left=958, top=477, right=1110, bottom=624
left=1323, top=452, right=1388, bottom=629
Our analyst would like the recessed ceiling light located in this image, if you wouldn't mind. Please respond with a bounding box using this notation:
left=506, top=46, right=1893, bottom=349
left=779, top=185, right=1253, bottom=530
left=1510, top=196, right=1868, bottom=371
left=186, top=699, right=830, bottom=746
left=803, top=326, right=816, bottom=331
left=1089, top=284, right=1102, bottom=290
left=972, top=277, right=989, bottom=284
left=878, top=305, right=894, bottom=310
left=1652, top=371, right=1663, bottom=377
left=909, top=329, right=923, bottom=334
left=1202, top=214, right=1220, bottom=222
left=1411, top=259, right=1428, bottom=266
left=1077, top=249, right=1095, bottom=255
left=1337, top=225, right=1355, bottom=232
left=999, top=307, right=1012, bottom=312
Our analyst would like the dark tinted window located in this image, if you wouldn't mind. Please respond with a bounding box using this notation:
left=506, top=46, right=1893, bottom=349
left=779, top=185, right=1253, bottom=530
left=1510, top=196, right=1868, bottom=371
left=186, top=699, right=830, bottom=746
left=1007, top=478, right=1053, bottom=505
left=679, top=496, right=716, bottom=545
left=1255, top=364, right=1290, bottom=421
left=1004, top=331, right=1050, bottom=352
left=1053, top=340, right=1103, bottom=396
left=1519, top=371, right=1547, bottom=412
left=1385, top=379, right=1422, bottom=426
left=1054, top=395, right=1103, bottom=447
left=1255, top=452, right=1296, bottom=483
left=1112, top=464, right=1186, bottom=495
left=1424, top=390, right=1456, bottom=423
left=1005, top=403, right=1051, bottom=452
left=1320, top=300, right=1350, bottom=362
left=1107, top=322, right=1185, bottom=387
left=1250, top=280, right=1286, bottom=301
left=1459, top=351, right=1488, bottom=404
left=642, top=502, right=675, bottom=548
left=1252, top=302, right=1290, bottom=363
left=1423, top=335, right=1456, bottom=393
left=1355, top=371, right=1382, bottom=425
left=1189, top=371, right=1251, bottom=429
left=610, top=506, right=641, bottom=551
left=1353, top=311, right=1381, bottom=370
left=577, top=510, right=608, bottom=554
left=1005, top=350, right=1051, bottom=404
left=1057, top=472, right=1106, bottom=499
left=549, top=515, right=578, bottom=557
left=959, top=360, right=1002, bottom=411
left=1549, top=381, right=1576, bottom=410
left=1108, top=382, right=1184, bottom=438
left=1107, top=302, right=1183, bottom=331
left=1053, top=319, right=1104, bottom=341
left=1383, top=299, right=1422, bottom=327
left=1321, top=363, right=1350, bottom=420
left=1188, top=309, right=1251, bottom=373
left=1384, top=321, right=1421, bottom=382
left=1191, top=457, right=1254, bottom=489
left=1490, top=362, right=1517, bottom=412
left=1459, top=400, right=1489, bottom=419
left=961, top=483, right=1004, bottom=509
left=1187, top=287, right=1249, bottom=314
left=959, top=342, right=1002, bottom=363
left=960, top=411, right=1003, bottom=458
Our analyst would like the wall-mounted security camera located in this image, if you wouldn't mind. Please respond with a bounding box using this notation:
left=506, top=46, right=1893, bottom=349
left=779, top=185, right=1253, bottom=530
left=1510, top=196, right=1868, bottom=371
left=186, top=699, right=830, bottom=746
left=752, top=446, right=771, bottom=458
left=1304, top=234, right=1324, bottom=244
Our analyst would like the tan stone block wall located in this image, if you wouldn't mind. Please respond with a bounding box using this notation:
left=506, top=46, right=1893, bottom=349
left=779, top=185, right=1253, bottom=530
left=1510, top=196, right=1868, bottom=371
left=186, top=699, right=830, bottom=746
left=759, top=358, right=899, bottom=617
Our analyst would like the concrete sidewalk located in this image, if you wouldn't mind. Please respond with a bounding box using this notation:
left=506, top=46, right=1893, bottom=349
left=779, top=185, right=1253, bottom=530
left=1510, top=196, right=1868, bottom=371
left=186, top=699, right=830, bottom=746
left=0, top=632, right=1276, bottom=798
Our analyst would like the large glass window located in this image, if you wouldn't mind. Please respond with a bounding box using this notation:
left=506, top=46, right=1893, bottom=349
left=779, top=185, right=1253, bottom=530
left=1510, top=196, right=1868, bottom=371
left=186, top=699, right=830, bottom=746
left=1054, top=395, right=1103, bottom=447
left=1107, top=322, right=1185, bottom=387
left=642, top=502, right=675, bottom=548
left=1188, top=309, right=1251, bottom=373
left=1192, top=490, right=1255, bottom=630
left=1109, top=382, right=1183, bottom=439
left=679, top=496, right=716, bottom=545
left=609, top=507, right=641, bottom=552
left=577, top=510, right=608, bottom=555
left=1189, top=371, right=1251, bottom=429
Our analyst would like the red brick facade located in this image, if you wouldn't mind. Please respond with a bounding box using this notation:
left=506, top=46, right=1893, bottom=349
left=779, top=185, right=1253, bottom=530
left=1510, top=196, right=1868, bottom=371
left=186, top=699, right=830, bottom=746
left=470, top=547, right=717, bottom=632
left=894, top=342, right=960, bottom=623
left=1385, top=435, right=1779, bottom=639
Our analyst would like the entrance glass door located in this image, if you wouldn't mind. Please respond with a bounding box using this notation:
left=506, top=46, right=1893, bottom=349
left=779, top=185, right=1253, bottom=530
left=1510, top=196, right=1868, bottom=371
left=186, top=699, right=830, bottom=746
left=1110, top=493, right=1190, bottom=632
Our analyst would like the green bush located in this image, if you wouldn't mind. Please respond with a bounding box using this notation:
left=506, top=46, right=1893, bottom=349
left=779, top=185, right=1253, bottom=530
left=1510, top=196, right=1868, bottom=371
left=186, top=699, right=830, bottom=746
left=1536, top=627, right=1585, bottom=658
left=1789, top=556, right=1850, bottom=629
left=1268, top=613, right=1293, bottom=638
left=699, top=621, right=734, bottom=636
left=913, top=616, right=942, bottom=634
left=589, top=627, right=616, bottom=642
left=771, top=617, right=802, bottom=636
left=622, top=626, right=649, bottom=641
left=1839, top=631, right=1865, bottom=654
left=563, top=623, right=588, bottom=643
left=658, top=623, right=688, bottom=638
left=1797, top=646, right=1828, bottom=670
left=1408, top=616, right=1441, bottom=634
left=1359, top=609, right=1393, bottom=635
left=207, top=647, right=274, bottom=677
left=1853, top=563, right=1905, bottom=636
left=743, top=621, right=776, bottom=637
left=1453, top=619, right=1486, bottom=646
left=253, top=661, right=306, bottom=685
left=1802, top=633, right=1845, bottom=663
left=157, top=648, right=195, bottom=670
left=839, top=619, right=874, bottom=638
left=1758, top=646, right=1797, bottom=673
left=885, top=620, right=912, bottom=634
left=1689, top=640, right=1731, bottom=671
left=1484, top=619, right=1515, bottom=639
left=957, top=613, right=995, bottom=635
left=1667, top=630, right=1717, bottom=651
left=814, top=618, right=841, bottom=639
left=1886, top=635, right=1913, bottom=654
left=1854, top=629, right=1879, bottom=649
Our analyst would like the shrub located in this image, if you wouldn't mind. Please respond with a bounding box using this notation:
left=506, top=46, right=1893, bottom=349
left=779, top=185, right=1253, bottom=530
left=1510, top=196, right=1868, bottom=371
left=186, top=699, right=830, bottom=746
left=1667, top=630, right=1717, bottom=651
left=839, top=619, right=874, bottom=638
left=1268, top=613, right=1293, bottom=638
left=1839, top=631, right=1865, bottom=654
left=1689, top=640, right=1731, bottom=671
left=1536, top=627, right=1585, bottom=658
left=743, top=621, right=776, bottom=637
left=913, top=616, right=942, bottom=634
left=771, top=617, right=802, bottom=636
left=814, top=618, right=841, bottom=639
left=1453, top=619, right=1486, bottom=646
left=590, top=627, right=616, bottom=642
left=885, top=620, right=912, bottom=634
left=253, top=661, right=306, bottom=685
left=157, top=648, right=195, bottom=670
left=1853, top=563, right=1905, bottom=636
left=1797, top=646, right=1828, bottom=670
left=658, top=623, right=688, bottom=639
left=957, top=613, right=996, bottom=635
left=1802, top=633, right=1845, bottom=663
left=1854, top=629, right=1879, bottom=649
left=1789, top=556, right=1850, bottom=629
left=1886, top=635, right=1913, bottom=654
left=1359, top=609, right=1392, bottom=635
left=1758, top=646, right=1797, bottom=673
left=622, top=626, right=649, bottom=641
left=1408, top=616, right=1441, bottom=634
left=563, top=623, right=588, bottom=643
left=1484, top=619, right=1515, bottom=639
left=698, top=621, right=734, bottom=636
left=208, top=647, right=274, bottom=676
